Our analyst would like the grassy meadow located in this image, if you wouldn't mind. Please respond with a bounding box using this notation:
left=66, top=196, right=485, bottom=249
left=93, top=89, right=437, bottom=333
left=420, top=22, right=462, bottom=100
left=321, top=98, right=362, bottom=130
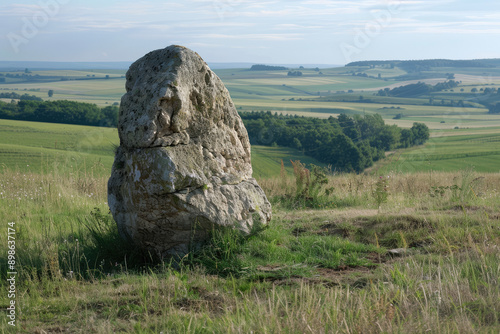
left=0, top=119, right=116, bottom=176
left=0, top=161, right=499, bottom=333
left=0, top=63, right=500, bottom=332
left=372, top=128, right=500, bottom=174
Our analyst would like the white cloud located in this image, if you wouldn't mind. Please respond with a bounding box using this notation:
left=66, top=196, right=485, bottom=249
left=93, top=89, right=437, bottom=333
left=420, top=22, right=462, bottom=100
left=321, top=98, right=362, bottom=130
left=274, top=23, right=324, bottom=29
left=1, top=0, right=499, bottom=62
left=200, top=33, right=304, bottom=41
left=0, top=4, right=44, bottom=16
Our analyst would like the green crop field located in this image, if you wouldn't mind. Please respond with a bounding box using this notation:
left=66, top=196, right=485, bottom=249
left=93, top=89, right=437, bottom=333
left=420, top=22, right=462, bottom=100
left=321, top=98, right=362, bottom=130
left=1, top=79, right=125, bottom=106
left=0, top=119, right=117, bottom=176
left=0, top=119, right=328, bottom=180
left=373, top=129, right=500, bottom=174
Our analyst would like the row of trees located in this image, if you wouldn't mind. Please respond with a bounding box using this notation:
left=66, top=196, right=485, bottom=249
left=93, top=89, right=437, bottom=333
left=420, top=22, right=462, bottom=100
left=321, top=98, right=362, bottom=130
left=0, top=100, right=118, bottom=127
left=346, top=59, right=494, bottom=69
left=250, top=65, right=288, bottom=71
left=377, top=80, right=459, bottom=98
left=0, top=92, right=43, bottom=101
left=287, top=71, right=303, bottom=76
left=240, top=111, right=429, bottom=173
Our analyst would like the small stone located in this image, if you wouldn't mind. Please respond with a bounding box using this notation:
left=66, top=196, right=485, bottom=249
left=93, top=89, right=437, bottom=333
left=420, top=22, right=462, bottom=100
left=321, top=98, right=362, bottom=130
left=387, top=248, right=408, bottom=257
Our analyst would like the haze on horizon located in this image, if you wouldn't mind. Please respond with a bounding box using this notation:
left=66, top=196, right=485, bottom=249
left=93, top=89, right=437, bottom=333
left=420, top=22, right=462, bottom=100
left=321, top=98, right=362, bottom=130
left=1, top=0, right=499, bottom=66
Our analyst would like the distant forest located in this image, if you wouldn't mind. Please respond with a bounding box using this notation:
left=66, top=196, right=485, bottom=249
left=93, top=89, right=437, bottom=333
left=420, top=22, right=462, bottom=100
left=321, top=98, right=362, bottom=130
left=250, top=64, right=288, bottom=71
left=0, top=92, right=43, bottom=101
left=377, top=80, right=460, bottom=98
left=346, top=59, right=500, bottom=69
left=0, top=100, right=118, bottom=127
left=240, top=111, right=429, bottom=173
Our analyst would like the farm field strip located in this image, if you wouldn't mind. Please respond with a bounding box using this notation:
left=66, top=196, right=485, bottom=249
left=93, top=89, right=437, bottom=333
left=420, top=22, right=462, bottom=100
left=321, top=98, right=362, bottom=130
left=2, top=79, right=125, bottom=94
left=373, top=132, right=500, bottom=173
left=430, top=127, right=500, bottom=137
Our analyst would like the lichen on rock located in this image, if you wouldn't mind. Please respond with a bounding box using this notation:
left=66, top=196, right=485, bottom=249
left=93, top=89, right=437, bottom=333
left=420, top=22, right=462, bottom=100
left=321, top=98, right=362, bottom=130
left=108, top=45, right=271, bottom=258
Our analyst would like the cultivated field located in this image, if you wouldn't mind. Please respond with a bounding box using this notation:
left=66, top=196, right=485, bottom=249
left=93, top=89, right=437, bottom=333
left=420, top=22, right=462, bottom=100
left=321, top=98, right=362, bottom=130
left=0, top=119, right=116, bottom=176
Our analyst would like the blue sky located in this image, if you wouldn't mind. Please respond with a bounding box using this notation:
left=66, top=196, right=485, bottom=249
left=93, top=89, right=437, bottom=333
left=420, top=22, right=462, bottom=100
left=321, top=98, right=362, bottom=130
left=1, top=0, right=499, bottom=65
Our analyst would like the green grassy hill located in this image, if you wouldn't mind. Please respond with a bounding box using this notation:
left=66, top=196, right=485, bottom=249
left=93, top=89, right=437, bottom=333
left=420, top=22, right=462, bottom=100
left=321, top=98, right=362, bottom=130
left=0, top=119, right=117, bottom=176
left=0, top=119, right=326, bottom=179
left=1, top=113, right=499, bottom=178
left=372, top=128, right=500, bottom=174
left=251, top=146, right=327, bottom=178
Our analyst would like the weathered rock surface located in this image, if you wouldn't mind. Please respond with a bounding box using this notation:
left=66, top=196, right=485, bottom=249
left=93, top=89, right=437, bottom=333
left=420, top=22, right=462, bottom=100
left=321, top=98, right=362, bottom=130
left=108, top=45, right=271, bottom=258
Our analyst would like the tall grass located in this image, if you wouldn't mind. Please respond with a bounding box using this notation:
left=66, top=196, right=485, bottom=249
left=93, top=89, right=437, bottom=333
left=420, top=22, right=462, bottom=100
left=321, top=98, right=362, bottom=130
left=260, top=168, right=500, bottom=211
left=0, top=166, right=499, bottom=333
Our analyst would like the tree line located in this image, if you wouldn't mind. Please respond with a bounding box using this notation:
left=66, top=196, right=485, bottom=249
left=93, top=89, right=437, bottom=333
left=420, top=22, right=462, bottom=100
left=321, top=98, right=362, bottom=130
left=240, top=111, right=429, bottom=173
left=250, top=65, right=288, bottom=71
left=377, top=80, right=459, bottom=98
left=0, top=100, right=118, bottom=127
left=346, top=59, right=498, bottom=69
left=0, top=92, right=43, bottom=101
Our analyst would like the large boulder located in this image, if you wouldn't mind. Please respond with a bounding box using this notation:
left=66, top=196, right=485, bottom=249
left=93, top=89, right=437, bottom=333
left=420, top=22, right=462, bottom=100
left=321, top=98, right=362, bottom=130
left=108, top=45, right=271, bottom=258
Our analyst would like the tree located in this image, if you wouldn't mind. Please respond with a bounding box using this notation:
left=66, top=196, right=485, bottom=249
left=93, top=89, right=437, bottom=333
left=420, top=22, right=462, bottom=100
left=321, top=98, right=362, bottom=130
left=337, top=114, right=360, bottom=141
left=48, top=90, right=54, bottom=98
left=411, top=122, right=430, bottom=145
left=101, top=105, right=119, bottom=127
left=371, top=125, right=401, bottom=151
left=400, top=129, right=414, bottom=148
left=287, top=71, right=303, bottom=77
